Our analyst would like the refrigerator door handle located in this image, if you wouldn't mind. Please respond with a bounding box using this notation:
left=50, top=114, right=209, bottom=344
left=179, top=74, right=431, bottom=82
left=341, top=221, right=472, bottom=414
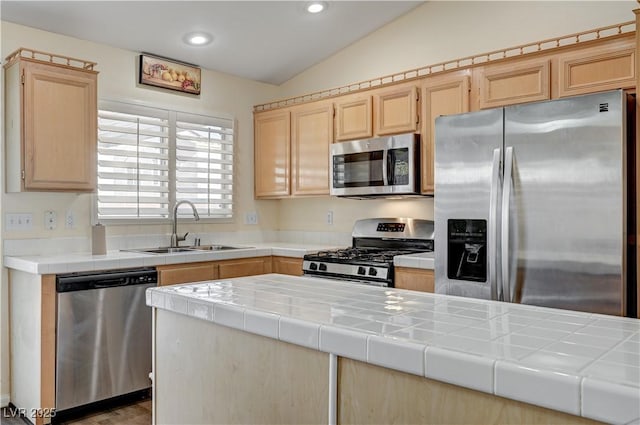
left=501, top=146, right=514, bottom=303
left=489, top=148, right=502, bottom=301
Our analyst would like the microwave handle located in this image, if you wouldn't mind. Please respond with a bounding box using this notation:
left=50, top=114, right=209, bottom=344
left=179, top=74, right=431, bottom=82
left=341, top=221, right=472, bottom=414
left=382, top=149, right=389, bottom=185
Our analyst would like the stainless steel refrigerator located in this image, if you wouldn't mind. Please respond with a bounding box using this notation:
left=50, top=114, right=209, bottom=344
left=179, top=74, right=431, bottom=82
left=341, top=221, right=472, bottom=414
left=434, top=89, right=635, bottom=316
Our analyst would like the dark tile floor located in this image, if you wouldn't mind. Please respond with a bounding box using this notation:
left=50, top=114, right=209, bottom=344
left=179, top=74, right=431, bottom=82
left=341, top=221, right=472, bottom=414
left=1, top=400, right=151, bottom=425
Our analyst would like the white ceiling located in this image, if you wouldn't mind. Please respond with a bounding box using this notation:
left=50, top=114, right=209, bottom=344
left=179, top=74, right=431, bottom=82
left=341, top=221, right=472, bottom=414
left=1, top=1, right=423, bottom=85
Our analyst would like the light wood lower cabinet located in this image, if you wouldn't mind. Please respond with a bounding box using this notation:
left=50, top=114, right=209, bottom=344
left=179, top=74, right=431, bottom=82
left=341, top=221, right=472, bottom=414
left=157, top=256, right=273, bottom=285
left=272, top=256, right=303, bottom=276
left=339, top=359, right=600, bottom=425
left=157, top=262, right=218, bottom=286
left=394, top=267, right=434, bottom=293
left=218, top=256, right=272, bottom=278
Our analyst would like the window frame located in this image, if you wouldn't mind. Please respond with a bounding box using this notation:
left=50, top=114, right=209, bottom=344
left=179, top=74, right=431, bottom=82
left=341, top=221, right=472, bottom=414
left=95, top=99, right=235, bottom=225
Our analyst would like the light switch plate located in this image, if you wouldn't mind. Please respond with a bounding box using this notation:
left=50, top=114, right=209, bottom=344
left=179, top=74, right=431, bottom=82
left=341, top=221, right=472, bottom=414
left=6, top=213, right=33, bottom=231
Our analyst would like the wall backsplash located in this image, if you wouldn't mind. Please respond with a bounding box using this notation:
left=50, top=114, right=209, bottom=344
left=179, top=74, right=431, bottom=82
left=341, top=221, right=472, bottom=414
left=277, top=196, right=434, bottom=232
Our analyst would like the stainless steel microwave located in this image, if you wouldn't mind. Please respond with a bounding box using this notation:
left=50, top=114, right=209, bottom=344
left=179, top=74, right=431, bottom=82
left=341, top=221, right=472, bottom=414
left=330, top=133, right=421, bottom=198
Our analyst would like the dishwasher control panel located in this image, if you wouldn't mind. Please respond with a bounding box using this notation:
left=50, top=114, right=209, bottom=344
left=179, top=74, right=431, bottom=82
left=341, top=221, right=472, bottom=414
left=56, top=267, right=158, bottom=292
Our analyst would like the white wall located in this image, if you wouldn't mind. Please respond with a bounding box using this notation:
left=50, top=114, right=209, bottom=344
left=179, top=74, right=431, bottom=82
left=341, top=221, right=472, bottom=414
left=280, top=1, right=636, bottom=98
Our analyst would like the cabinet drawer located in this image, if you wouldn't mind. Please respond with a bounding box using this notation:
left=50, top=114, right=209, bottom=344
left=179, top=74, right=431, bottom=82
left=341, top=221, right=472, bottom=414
left=218, top=257, right=272, bottom=279
left=157, top=263, right=217, bottom=286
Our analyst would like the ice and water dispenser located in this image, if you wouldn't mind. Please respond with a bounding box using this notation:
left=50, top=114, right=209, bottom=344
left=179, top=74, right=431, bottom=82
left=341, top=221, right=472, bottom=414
left=447, top=219, right=487, bottom=282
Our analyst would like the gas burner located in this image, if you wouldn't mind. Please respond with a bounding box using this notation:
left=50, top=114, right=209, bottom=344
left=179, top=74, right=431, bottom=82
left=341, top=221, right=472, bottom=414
left=302, top=218, right=434, bottom=287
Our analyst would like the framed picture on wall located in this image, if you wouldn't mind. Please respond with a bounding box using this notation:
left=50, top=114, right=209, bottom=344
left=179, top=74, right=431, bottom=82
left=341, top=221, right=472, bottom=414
left=139, top=53, right=201, bottom=95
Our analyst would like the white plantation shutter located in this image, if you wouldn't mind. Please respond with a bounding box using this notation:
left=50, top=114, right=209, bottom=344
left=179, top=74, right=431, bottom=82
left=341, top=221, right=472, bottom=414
left=97, top=101, right=234, bottom=221
left=176, top=113, right=234, bottom=218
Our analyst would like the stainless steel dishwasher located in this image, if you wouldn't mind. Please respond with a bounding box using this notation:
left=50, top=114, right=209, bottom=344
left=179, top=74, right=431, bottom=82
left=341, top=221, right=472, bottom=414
left=55, top=267, right=157, bottom=412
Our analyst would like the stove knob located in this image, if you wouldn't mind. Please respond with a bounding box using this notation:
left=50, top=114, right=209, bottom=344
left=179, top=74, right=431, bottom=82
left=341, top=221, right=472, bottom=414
left=309, top=263, right=318, bottom=271
left=357, top=266, right=366, bottom=275
left=368, top=267, right=377, bottom=276
left=319, top=263, right=327, bottom=271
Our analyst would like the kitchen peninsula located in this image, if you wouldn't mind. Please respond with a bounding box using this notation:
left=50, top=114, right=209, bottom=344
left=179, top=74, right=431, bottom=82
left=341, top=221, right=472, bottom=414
left=147, top=274, right=640, bottom=425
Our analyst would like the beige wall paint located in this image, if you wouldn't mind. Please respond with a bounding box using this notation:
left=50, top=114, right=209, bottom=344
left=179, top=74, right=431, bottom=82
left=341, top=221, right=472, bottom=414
left=280, top=1, right=636, bottom=98
left=1, top=21, right=280, bottom=242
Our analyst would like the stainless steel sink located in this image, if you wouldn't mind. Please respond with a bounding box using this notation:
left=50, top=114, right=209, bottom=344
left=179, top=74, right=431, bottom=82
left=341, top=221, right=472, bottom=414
left=188, top=245, right=246, bottom=251
left=122, top=245, right=250, bottom=254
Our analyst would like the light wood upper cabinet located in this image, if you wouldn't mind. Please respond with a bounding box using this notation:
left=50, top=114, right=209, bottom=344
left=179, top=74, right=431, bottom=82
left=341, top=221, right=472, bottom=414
left=421, top=72, right=470, bottom=194
left=254, top=109, right=290, bottom=198
left=291, top=102, right=333, bottom=196
left=4, top=50, right=98, bottom=192
left=374, top=85, right=419, bottom=135
left=335, top=95, right=373, bottom=141
left=476, top=58, right=551, bottom=110
left=557, top=38, right=635, bottom=97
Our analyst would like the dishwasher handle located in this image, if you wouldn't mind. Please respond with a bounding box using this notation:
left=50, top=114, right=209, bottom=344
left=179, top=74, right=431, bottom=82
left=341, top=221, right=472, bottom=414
left=56, top=267, right=157, bottom=292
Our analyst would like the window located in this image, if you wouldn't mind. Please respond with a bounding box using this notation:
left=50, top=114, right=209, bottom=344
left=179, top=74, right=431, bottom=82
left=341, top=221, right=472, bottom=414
left=97, top=101, right=234, bottom=221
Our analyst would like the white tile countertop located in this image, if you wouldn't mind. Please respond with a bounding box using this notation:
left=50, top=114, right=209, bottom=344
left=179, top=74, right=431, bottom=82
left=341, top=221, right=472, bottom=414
left=3, top=243, right=337, bottom=275
left=393, top=251, right=434, bottom=269
left=147, top=273, right=640, bottom=425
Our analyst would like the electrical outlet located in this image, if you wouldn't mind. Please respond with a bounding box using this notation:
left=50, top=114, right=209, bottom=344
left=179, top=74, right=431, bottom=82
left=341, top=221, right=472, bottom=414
left=244, top=212, right=258, bottom=225
left=6, top=213, right=33, bottom=231
left=45, top=210, right=57, bottom=230
left=65, top=210, right=75, bottom=228
left=326, top=210, right=334, bottom=225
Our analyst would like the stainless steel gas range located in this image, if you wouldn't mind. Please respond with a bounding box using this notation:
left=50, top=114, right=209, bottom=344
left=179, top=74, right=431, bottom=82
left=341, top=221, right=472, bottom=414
left=303, top=218, right=434, bottom=287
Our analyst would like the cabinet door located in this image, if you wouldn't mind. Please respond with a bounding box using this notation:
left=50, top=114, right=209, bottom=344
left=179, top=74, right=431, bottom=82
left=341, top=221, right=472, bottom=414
left=218, top=257, right=272, bottom=279
left=22, top=61, right=97, bottom=191
left=335, top=96, right=372, bottom=141
left=477, top=58, right=550, bottom=109
left=394, top=267, right=434, bottom=292
left=374, top=85, right=419, bottom=135
left=254, top=110, right=290, bottom=198
left=557, top=39, right=635, bottom=97
left=291, top=102, right=333, bottom=196
left=422, top=72, right=470, bottom=194
left=272, top=256, right=303, bottom=276
left=157, top=262, right=217, bottom=286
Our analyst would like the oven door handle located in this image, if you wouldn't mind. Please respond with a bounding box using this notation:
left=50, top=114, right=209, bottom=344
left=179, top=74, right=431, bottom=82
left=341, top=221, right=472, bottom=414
left=386, top=149, right=395, bottom=185
left=382, top=149, right=389, bottom=185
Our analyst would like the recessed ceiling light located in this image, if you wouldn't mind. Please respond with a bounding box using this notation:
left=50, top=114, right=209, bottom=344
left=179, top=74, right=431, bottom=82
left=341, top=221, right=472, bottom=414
left=306, top=1, right=327, bottom=14
left=183, top=32, right=213, bottom=46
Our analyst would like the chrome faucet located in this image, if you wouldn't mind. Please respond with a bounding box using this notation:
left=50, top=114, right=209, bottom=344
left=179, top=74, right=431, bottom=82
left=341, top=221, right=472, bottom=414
left=170, top=200, right=200, bottom=247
